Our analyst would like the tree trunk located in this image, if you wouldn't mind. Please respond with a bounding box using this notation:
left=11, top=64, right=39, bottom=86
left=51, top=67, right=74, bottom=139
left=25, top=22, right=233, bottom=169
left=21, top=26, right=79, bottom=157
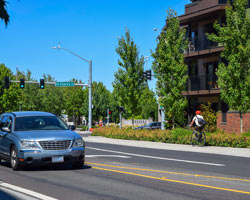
left=240, top=111, right=243, bottom=133
left=172, top=115, right=175, bottom=129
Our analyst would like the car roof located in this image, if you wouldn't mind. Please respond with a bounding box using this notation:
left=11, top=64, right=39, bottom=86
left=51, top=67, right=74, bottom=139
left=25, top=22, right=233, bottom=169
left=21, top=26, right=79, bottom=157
left=9, top=111, right=56, bottom=117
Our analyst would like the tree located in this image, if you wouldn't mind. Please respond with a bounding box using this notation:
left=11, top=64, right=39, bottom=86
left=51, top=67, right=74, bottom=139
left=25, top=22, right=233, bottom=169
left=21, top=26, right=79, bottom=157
left=138, top=87, right=158, bottom=120
left=151, top=9, right=188, bottom=129
left=15, top=69, right=40, bottom=111
left=0, top=64, right=20, bottom=112
left=207, top=0, right=250, bottom=133
left=38, top=74, right=64, bottom=116
left=113, top=29, right=145, bottom=125
left=91, top=81, right=111, bottom=123
left=63, top=79, right=86, bottom=125
left=0, top=0, right=9, bottom=27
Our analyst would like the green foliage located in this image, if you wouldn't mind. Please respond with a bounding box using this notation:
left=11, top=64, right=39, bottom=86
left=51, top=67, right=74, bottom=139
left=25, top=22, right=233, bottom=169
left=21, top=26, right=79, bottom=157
left=207, top=0, right=250, bottom=132
left=0, top=64, right=114, bottom=126
left=200, top=102, right=217, bottom=133
left=0, top=0, right=9, bottom=27
left=92, top=127, right=250, bottom=148
left=113, top=29, right=146, bottom=121
left=151, top=9, right=188, bottom=128
left=138, top=87, right=158, bottom=120
left=92, top=81, right=111, bottom=122
left=0, top=64, right=20, bottom=113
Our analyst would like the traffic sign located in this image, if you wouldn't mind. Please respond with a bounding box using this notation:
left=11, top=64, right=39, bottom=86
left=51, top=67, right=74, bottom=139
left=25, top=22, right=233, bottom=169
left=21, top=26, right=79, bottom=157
left=55, top=82, right=75, bottom=87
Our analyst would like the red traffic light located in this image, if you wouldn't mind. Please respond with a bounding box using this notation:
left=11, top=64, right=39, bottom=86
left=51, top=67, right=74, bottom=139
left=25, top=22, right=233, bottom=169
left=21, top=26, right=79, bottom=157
left=109, top=111, right=112, bottom=115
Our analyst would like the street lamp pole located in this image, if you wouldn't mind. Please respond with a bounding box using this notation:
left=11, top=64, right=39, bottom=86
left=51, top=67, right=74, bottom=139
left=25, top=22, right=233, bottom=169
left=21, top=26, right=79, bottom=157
left=51, top=43, right=92, bottom=130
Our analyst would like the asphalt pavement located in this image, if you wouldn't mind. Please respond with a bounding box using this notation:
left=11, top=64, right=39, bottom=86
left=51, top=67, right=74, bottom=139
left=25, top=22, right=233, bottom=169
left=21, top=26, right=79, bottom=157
left=78, top=131, right=250, bottom=158
left=0, top=131, right=250, bottom=200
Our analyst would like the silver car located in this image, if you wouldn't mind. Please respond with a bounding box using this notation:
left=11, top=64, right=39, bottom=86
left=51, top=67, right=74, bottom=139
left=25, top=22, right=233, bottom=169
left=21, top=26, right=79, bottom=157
left=0, top=111, right=85, bottom=170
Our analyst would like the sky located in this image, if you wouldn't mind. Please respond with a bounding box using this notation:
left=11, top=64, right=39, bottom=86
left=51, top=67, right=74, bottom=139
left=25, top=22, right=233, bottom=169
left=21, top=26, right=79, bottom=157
left=0, top=0, right=190, bottom=92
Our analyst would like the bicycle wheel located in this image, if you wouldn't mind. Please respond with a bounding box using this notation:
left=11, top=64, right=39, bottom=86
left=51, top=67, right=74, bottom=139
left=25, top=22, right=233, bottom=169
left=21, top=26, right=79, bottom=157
left=191, top=131, right=198, bottom=146
left=199, top=132, right=206, bottom=146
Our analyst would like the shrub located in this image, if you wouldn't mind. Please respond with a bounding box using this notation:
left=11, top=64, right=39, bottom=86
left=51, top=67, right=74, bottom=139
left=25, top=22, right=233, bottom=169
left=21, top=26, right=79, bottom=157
left=201, top=102, right=217, bottom=133
left=91, top=127, right=250, bottom=148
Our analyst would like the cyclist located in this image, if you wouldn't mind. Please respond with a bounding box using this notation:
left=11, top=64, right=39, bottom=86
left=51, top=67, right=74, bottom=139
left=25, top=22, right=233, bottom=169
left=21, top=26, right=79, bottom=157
left=189, top=110, right=205, bottom=141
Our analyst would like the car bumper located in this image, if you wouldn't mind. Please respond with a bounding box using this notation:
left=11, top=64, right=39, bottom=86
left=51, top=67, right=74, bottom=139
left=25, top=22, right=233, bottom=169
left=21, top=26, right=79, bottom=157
left=17, top=147, right=85, bottom=165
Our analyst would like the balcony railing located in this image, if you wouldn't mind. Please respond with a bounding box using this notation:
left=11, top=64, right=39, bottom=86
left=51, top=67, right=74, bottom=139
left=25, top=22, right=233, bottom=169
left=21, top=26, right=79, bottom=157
left=186, top=75, right=219, bottom=91
left=218, top=0, right=233, bottom=4
left=187, top=36, right=219, bottom=53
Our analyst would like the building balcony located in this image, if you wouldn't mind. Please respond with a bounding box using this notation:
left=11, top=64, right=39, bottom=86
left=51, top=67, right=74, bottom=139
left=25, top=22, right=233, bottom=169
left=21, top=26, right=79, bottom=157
left=184, top=36, right=224, bottom=57
left=182, top=75, right=220, bottom=96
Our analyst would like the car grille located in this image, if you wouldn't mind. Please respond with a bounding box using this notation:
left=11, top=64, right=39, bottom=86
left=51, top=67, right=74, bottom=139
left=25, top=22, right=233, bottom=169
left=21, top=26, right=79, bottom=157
left=39, top=140, right=71, bottom=150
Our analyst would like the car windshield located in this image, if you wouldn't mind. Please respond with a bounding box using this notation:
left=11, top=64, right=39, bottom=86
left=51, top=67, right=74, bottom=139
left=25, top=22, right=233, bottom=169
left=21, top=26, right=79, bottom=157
left=145, top=123, right=153, bottom=127
left=15, top=116, right=69, bottom=131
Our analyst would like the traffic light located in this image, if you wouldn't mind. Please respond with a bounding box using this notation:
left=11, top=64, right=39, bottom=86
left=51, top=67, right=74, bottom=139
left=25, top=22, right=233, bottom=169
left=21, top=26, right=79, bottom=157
left=20, top=79, right=25, bottom=89
left=119, top=106, right=125, bottom=112
left=109, top=111, right=112, bottom=115
left=40, top=79, right=45, bottom=89
left=146, top=70, right=152, bottom=80
left=4, top=76, right=10, bottom=89
left=143, top=71, right=147, bottom=80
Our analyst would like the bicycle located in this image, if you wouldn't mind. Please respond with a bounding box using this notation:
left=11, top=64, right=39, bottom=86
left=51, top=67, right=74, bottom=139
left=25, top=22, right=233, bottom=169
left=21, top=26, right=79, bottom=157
left=190, top=127, right=206, bottom=146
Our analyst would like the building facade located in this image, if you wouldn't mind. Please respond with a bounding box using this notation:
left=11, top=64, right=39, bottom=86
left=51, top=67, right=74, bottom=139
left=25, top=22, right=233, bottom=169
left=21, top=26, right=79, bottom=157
left=179, top=0, right=250, bottom=130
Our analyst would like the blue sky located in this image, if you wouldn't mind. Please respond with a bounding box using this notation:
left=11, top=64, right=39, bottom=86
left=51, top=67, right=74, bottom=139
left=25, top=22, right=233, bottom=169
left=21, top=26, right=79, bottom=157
left=0, top=0, right=190, bottom=92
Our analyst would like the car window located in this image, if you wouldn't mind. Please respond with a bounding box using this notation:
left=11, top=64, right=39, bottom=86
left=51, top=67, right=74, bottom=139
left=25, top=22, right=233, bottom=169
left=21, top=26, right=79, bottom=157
left=157, top=122, right=161, bottom=126
left=15, top=116, right=69, bottom=131
left=145, top=123, right=152, bottom=127
left=0, top=116, right=11, bottom=129
left=5, top=117, right=13, bottom=130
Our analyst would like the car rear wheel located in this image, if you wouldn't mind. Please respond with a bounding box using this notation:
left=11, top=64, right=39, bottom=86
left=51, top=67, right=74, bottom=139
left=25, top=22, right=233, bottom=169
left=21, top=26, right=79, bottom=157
left=10, top=146, right=22, bottom=171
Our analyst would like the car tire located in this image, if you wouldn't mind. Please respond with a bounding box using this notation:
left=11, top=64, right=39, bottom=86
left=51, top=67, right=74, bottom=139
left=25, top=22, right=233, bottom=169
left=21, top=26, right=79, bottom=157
left=72, top=156, right=85, bottom=169
left=72, top=161, right=84, bottom=169
left=10, top=146, right=22, bottom=171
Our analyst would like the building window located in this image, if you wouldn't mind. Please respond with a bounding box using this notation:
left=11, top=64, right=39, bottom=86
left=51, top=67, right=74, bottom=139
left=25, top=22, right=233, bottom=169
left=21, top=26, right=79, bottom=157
left=221, top=101, right=229, bottom=123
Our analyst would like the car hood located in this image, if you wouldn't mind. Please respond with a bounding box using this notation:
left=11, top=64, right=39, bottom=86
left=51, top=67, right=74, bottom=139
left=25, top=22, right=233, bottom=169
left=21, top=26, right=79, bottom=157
left=14, top=130, right=81, bottom=141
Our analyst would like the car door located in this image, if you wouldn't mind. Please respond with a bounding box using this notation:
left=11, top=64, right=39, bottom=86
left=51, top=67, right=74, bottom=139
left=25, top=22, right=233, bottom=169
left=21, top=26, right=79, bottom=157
left=0, top=115, right=13, bottom=158
left=0, top=115, right=9, bottom=156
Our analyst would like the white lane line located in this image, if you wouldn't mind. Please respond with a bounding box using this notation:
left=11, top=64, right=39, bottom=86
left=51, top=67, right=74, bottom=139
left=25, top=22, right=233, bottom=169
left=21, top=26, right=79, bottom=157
left=0, top=182, right=58, bottom=200
left=87, top=147, right=225, bottom=167
left=86, top=155, right=131, bottom=158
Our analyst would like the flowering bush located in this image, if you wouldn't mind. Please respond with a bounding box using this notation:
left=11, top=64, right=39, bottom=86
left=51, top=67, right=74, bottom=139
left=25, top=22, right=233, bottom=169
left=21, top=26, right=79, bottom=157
left=92, top=127, right=250, bottom=148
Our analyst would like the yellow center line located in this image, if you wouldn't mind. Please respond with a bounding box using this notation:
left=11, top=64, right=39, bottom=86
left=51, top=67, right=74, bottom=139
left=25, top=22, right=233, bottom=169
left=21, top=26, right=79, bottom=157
left=91, top=166, right=250, bottom=195
left=86, top=162, right=250, bottom=182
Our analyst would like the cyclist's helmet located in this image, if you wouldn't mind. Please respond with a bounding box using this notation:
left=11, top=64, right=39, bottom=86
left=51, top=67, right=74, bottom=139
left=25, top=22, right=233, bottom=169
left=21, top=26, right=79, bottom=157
left=195, top=110, right=201, bottom=115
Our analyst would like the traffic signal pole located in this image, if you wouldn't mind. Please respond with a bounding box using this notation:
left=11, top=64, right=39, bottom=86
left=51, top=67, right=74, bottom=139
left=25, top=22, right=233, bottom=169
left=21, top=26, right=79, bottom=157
left=107, top=108, right=110, bottom=127
left=51, top=44, right=93, bottom=131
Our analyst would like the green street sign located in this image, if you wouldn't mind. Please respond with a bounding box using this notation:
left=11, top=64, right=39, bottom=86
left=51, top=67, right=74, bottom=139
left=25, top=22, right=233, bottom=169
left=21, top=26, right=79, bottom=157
left=55, top=82, right=75, bottom=87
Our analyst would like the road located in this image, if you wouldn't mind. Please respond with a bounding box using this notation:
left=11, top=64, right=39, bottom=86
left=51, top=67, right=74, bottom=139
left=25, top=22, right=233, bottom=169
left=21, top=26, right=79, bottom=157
left=0, top=139, right=250, bottom=200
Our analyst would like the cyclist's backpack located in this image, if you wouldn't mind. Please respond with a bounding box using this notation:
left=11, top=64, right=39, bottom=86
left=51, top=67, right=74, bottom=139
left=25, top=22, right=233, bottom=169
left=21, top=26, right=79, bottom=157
left=197, top=117, right=207, bottom=126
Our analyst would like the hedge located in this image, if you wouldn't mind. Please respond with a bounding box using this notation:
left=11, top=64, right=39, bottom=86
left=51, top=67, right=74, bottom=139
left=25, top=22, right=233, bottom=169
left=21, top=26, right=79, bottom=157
left=91, top=127, right=250, bottom=148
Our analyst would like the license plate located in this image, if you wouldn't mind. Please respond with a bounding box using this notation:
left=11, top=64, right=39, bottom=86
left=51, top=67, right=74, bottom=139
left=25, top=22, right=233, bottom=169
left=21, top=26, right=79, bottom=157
left=52, top=156, right=64, bottom=163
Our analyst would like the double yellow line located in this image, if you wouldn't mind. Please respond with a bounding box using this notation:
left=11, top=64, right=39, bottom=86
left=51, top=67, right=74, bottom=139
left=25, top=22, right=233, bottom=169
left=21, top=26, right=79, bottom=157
left=87, top=162, right=250, bottom=195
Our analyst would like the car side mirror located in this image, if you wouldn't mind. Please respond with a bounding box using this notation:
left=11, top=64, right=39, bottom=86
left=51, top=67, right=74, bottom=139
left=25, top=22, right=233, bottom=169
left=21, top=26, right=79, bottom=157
left=1, top=127, right=10, bottom=133
left=68, top=125, right=76, bottom=131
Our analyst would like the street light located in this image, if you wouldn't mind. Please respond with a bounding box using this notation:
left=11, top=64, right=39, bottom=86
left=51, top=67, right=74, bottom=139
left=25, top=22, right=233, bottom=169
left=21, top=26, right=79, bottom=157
left=51, top=43, right=92, bottom=130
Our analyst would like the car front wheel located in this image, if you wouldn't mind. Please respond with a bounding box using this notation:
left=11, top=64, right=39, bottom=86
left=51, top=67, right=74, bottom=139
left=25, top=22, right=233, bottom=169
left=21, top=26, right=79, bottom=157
left=10, top=146, right=22, bottom=171
left=72, top=156, right=85, bottom=169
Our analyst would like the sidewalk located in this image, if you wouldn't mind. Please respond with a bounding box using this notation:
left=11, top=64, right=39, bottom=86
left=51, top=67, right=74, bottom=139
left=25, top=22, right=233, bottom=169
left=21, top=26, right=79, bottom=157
left=76, top=131, right=250, bottom=158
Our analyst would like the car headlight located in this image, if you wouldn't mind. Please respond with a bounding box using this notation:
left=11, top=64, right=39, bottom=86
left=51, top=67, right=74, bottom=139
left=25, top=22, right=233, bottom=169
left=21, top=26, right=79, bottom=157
left=21, top=141, right=40, bottom=149
left=73, top=138, right=84, bottom=147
